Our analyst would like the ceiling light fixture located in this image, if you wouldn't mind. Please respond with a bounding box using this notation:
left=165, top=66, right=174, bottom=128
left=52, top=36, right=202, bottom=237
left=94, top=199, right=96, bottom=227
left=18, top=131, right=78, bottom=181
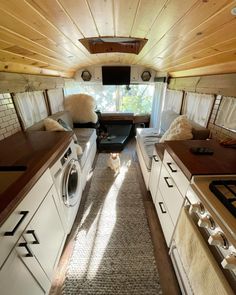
left=231, top=7, right=236, bottom=15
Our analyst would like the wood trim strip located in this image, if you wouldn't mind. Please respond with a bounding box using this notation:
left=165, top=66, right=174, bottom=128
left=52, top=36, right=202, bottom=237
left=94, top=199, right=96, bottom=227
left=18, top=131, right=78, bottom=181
left=206, top=94, right=217, bottom=128
left=168, top=73, right=236, bottom=97
left=43, top=90, right=51, bottom=116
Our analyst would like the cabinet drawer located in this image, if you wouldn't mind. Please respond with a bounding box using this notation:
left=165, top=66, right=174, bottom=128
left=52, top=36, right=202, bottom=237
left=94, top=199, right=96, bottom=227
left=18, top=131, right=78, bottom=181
left=155, top=189, right=174, bottom=246
left=163, top=151, right=189, bottom=197
left=159, top=165, right=184, bottom=225
left=149, top=153, right=162, bottom=201
left=0, top=169, right=53, bottom=267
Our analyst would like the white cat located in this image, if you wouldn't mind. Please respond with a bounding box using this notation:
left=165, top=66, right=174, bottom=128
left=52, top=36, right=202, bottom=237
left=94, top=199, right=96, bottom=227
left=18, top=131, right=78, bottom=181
left=107, top=153, right=120, bottom=173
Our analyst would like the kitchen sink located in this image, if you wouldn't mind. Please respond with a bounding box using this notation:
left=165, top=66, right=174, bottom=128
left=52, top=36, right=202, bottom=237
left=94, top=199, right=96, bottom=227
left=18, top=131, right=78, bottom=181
left=0, top=170, right=26, bottom=194
left=0, top=165, right=27, bottom=172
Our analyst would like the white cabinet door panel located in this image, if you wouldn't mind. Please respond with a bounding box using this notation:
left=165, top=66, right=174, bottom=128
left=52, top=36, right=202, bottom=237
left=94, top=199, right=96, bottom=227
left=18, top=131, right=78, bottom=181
left=0, top=169, right=53, bottom=267
left=163, top=151, right=189, bottom=196
left=0, top=238, right=50, bottom=295
left=149, top=154, right=162, bottom=201
left=159, top=165, right=184, bottom=225
left=24, top=185, right=66, bottom=280
left=155, top=189, right=174, bottom=246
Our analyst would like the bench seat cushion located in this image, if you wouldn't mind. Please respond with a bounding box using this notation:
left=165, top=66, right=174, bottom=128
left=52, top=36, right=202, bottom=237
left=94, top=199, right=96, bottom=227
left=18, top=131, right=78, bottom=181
left=136, top=128, right=161, bottom=171
left=74, top=128, right=97, bottom=169
left=136, top=111, right=210, bottom=172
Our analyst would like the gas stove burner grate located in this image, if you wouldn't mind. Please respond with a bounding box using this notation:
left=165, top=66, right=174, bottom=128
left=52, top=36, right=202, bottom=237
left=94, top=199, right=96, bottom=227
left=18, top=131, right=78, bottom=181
left=209, top=180, right=236, bottom=217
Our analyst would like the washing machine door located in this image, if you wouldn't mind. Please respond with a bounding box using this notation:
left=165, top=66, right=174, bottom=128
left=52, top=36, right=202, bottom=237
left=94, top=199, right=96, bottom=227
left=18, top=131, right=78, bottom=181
left=62, top=159, right=81, bottom=207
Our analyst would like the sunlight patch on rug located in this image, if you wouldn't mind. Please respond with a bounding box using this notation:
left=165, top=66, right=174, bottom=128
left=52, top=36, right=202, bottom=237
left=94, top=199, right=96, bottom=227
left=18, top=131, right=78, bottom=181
left=62, top=153, right=162, bottom=295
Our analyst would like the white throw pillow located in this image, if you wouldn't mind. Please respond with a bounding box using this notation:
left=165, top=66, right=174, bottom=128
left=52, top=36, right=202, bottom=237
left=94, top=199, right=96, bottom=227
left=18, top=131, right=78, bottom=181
left=44, top=118, right=83, bottom=156
left=159, top=115, right=193, bottom=143
left=44, top=118, right=65, bottom=131
left=64, top=93, right=98, bottom=124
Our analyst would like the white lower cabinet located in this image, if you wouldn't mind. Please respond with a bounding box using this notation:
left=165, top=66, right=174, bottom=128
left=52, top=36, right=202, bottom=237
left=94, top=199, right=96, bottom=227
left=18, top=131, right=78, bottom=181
left=159, top=164, right=185, bottom=225
left=24, top=185, right=66, bottom=280
left=0, top=169, right=53, bottom=267
left=0, top=237, right=50, bottom=295
left=155, top=189, right=174, bottom=246
left=149, top=154, right=162, bottom=201
left=0, top=182, right=66, bottom=295
left=153, top=150, right=189, bottom=246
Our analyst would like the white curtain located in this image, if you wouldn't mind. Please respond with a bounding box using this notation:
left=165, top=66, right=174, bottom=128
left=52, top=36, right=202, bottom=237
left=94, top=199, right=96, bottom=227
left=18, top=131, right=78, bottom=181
left=47, top=88, right=64, bottom=114
left=14, top=91, right=48, bottom=129
left=182, top=92, right=215, bottom=127
left=150, top=82, right=167, bottom=130
left=215, top=96, right=236, bottom=131
left=163, top=89, right=183, bottom=114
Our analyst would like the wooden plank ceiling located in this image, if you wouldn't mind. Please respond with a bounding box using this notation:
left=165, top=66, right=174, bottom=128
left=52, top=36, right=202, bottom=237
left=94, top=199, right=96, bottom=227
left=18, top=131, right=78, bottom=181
left=0, top=0, right=235, bottom=78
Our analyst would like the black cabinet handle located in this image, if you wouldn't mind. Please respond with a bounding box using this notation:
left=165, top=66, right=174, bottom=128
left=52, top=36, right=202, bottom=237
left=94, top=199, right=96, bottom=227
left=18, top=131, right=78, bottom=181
left=153, top=155, right=159, bottom=162
left=158, top=202, right=167, bottom=214
left=167, top=162, right=177, bottom=173
left=26, top=230, right=40, bottom=244
left=164, top=177, right=173, bottom=188
left=18, top=242, right=33, bottom=257
left=4, top=211, right=29, bottom=236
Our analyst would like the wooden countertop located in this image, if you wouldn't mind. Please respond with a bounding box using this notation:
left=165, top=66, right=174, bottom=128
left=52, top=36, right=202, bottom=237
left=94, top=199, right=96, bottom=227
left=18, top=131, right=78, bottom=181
left=0, top=131, right=72, bottom=225
left=100, top=112, right=150, bottom=123
left=165, top=139, right=236, bottom=180
left=155, top=143, right=166, bottom=161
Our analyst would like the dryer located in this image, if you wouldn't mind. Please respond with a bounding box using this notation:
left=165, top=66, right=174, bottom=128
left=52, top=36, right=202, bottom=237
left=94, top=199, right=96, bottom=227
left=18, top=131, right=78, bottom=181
left=50, top=140, right=82, bottom=233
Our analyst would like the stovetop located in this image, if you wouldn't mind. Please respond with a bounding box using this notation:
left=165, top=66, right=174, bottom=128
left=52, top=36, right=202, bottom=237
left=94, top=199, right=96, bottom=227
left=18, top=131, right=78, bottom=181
left=209, top=180, right=236, bottom=218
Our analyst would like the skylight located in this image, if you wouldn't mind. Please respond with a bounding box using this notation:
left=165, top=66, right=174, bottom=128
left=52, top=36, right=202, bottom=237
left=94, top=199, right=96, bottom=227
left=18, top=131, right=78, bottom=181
left=79, top=37, right=148, bottom=54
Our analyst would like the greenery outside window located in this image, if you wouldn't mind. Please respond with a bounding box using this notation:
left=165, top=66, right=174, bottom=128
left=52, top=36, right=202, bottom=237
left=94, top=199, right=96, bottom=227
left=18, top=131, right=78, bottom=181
left=64, top=84, right=154, bottom=114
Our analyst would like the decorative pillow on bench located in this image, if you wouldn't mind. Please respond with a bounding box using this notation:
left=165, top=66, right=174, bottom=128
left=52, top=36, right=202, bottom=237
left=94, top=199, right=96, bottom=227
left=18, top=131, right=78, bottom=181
left=159, top=115, right=193, bottom=143
left=44, top=117, right=65, bottom=131
left=44, top=118, right=83, bottom=155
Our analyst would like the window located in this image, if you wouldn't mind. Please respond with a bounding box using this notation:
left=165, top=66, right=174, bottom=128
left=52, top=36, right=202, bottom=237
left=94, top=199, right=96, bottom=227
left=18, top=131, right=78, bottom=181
left=47, top=88, right=65, bottom=114
left=13, top=91, right=48, bottom=129
left=182, top=92, right=215, bottom=127
left=215, top=96, right=236, bottom=132
left=64, top=84, right=154, bottom=114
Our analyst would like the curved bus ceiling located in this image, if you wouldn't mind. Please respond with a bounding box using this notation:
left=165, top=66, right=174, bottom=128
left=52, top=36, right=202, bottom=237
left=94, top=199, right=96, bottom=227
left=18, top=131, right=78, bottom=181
left=0, top=0, right=235, bottom=78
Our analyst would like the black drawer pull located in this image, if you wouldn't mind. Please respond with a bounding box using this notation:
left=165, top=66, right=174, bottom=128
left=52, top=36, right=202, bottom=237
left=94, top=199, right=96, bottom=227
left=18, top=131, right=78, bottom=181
left=18, top=242, right=33, bottom=257
left=26, top=230, right=40, bottom=244
left=153, top=155, right=159, bottom=162
left=159, top=202, right=167, bottom=214
left=164, top=177, right=173, bottom=188
left=4, top=211, right=29, bottom=236
left=167, top=162, right=177, bottom=173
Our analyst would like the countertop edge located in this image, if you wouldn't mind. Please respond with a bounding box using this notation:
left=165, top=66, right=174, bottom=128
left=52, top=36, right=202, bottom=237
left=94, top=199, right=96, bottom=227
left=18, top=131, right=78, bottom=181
left=0, top=131, right=73, bottom=226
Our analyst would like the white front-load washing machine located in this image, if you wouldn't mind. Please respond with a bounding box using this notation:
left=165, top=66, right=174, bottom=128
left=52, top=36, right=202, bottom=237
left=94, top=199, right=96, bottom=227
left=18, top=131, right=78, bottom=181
left=50, top=140, right=82, bottom=233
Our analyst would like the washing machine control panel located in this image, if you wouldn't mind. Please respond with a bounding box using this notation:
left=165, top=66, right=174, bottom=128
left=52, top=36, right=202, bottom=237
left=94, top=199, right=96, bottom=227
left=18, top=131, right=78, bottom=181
left=61, top=147, right=72, bottom=166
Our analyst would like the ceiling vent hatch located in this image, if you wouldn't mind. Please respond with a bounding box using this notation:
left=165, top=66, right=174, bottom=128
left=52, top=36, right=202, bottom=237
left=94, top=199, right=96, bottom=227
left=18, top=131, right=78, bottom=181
left=79, top=37, right=148, bottom=54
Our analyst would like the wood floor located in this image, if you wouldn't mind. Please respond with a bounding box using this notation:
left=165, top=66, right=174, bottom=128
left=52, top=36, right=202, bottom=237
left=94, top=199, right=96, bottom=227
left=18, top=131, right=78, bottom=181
left=49, top=139, right=181, bottom=295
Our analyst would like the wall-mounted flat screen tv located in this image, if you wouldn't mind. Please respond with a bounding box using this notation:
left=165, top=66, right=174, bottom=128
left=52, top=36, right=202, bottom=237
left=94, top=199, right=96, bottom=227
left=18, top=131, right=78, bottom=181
left=102, top=66, right=130, bottom=85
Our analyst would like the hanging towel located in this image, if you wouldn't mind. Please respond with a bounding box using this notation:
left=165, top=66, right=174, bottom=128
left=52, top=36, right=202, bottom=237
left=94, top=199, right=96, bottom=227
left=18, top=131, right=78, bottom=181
left=174, top=207, right=234, bottom=295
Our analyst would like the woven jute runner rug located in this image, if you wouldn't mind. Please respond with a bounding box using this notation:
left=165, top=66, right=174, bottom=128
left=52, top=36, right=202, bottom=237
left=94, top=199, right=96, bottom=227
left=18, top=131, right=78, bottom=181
left=62, top=152, right=162, bottom=295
